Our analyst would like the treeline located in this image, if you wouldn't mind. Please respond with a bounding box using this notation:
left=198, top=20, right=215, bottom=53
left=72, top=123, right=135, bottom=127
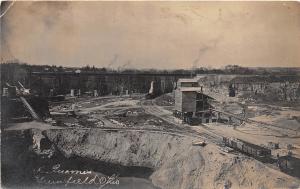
left=1, top=61, right=299, bottom=88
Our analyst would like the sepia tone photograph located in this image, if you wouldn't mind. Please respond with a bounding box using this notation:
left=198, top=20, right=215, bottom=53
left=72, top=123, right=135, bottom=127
left=1, top=1, right=300, bottom=189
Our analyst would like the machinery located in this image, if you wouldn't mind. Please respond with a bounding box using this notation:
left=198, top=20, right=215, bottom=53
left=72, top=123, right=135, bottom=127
left=1, top=82, right=50, bottom=127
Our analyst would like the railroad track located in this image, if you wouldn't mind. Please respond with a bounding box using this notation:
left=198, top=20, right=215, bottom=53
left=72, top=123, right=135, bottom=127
left=140, top=99, right=223, bottom=144
left=141, top=99, right=182, bottom=124
left=50, top=126, right=204, bottom=139
left=50, top=98, right=225, bottom=144
left=212, top=108, right=299, bottom=133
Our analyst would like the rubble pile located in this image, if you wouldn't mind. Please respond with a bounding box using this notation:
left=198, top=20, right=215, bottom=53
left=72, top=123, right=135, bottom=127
left=155, top=93, right=175, bottom=106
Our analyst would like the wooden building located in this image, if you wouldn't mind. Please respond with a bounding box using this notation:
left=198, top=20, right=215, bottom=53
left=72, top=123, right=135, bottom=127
left=174, top=78, right=215, bottom=124
left=175, top=87, right=203, bottom=113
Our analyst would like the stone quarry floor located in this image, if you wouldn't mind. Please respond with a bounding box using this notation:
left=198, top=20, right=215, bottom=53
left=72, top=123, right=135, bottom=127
left=3, top=94, right=300, bottom=189
left=48, top=94, right=300, bottom=158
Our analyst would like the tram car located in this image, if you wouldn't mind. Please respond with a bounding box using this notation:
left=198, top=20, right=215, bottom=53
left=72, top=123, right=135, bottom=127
left=223, top=137, right=271, bottom=161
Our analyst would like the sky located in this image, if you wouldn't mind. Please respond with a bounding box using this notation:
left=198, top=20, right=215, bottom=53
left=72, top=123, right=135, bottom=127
left=1, top=1, right=300, bottom=69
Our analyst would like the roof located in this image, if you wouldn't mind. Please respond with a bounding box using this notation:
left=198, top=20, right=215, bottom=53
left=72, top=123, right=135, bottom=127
left=179, top=87, right=203, bottom=92
left=177, top=78, right=199, bottom=83
left=197, top=92, right=214, bottom=99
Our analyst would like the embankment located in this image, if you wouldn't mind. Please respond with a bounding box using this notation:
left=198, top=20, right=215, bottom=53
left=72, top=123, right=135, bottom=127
left=2, top=128, right=300, bottom=189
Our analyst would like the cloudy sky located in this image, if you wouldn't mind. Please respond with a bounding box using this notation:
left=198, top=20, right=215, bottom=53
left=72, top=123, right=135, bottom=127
left=1, top=1, right=300, bottom=69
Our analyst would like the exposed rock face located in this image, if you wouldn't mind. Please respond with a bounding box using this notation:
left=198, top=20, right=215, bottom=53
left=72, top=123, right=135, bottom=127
left=44, top=129, right=193, bottom=169
left=44, top=129, right=300, bottom=189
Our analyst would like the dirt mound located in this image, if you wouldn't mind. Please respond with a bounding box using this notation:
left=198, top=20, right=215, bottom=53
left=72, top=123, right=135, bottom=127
left=155, top=93, right=175, bottom=106
left=106, top=108, right=174, bottom=129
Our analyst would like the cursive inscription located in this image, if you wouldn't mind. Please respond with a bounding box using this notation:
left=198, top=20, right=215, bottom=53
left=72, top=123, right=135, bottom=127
left=33, top=164, right=119, bottom=188
left=35, top=164, right=92, bottom=175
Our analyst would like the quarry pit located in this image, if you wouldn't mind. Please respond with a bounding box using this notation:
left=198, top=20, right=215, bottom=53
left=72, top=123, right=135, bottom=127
left=2, top=126, right=300, bottom=189
left=2, top=74, right=300, bottom=189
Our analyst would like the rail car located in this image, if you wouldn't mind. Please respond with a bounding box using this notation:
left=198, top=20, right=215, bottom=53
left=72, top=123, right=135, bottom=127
left=223, top=137, right=271, bottom=162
